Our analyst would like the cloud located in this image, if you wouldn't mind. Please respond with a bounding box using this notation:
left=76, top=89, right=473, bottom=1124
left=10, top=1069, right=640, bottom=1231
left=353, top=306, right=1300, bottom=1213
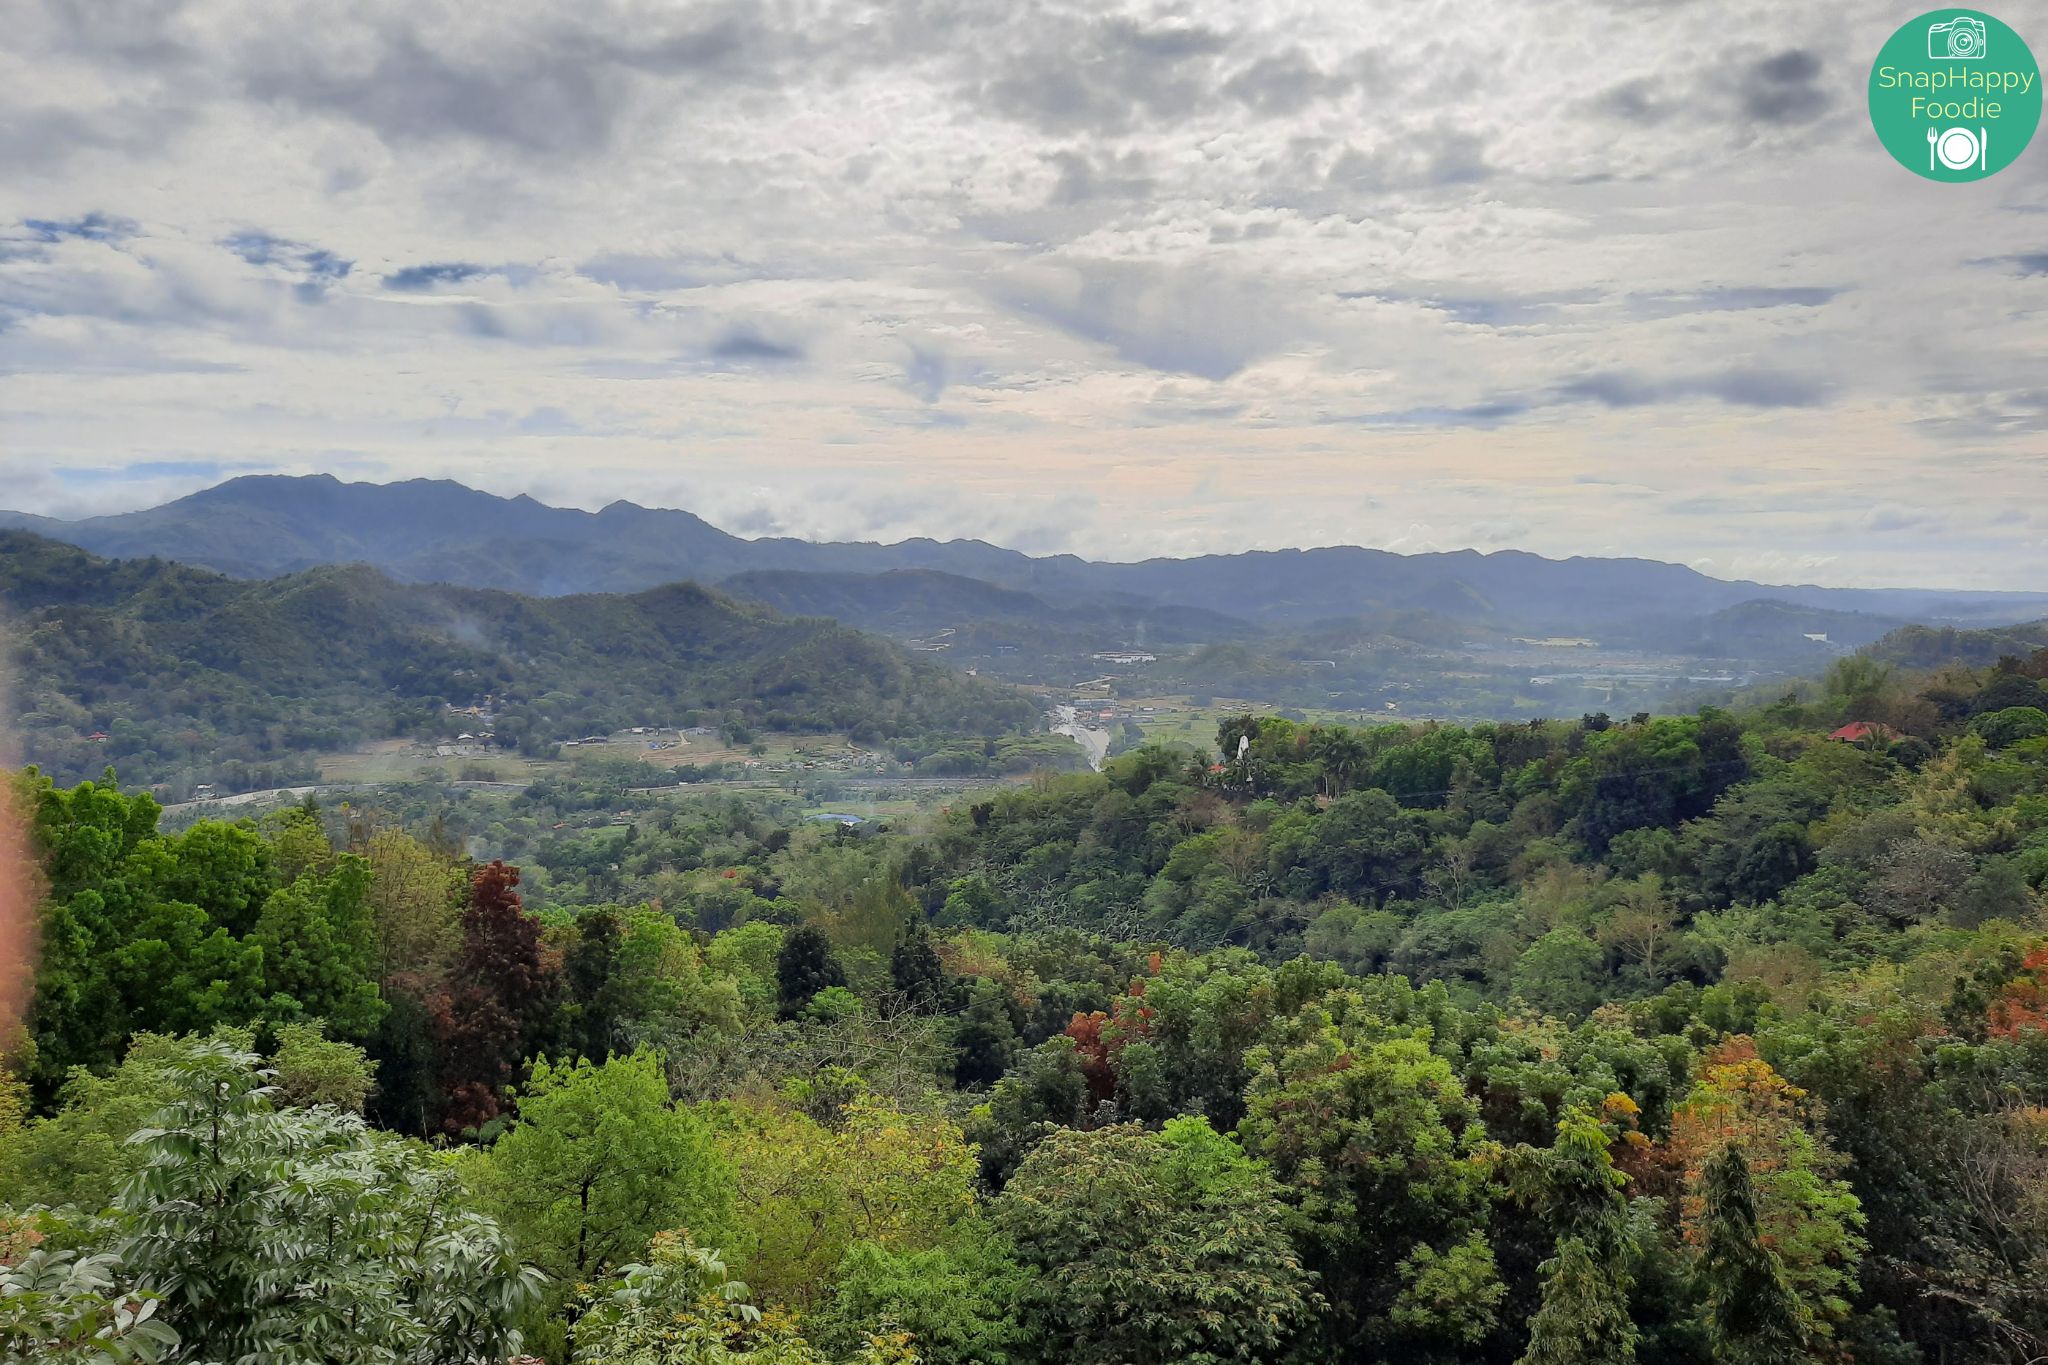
left=1343, top=288, right=1597, bottom=327
left=998, top=258, right=1297, bottom=380
left=1046, top=149, right=1154, bottom=205
left=1319, top=127, right=1493, bottom=197
left=1730, top=48, right=1831, bottom=126
left=230, top=5, right=809, bottom=156
left=1221, top=47, right=1369, bottom=117
left=1593, top=42, right=1836, bottom=141
left=1594, top=77, right=1675, bottom=126
left=246, top=33, right=622, bottom=156
left=1693, top=368, right=1830, bottom=408
left=578, top=252, right=766, bottom=292
left=1325, top=397, right=1537, bottom=429
left=1861, top=503, right=1939, bottom=533
left=971, top=15, right=1234, bottom=135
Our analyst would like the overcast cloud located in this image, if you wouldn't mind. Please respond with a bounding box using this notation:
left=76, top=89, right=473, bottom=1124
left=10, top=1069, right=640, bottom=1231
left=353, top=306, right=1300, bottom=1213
left=2, top=0, right=2046, bottom=587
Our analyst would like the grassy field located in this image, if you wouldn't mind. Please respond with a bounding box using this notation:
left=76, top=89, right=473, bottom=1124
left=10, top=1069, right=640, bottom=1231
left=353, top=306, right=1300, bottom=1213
left=636, top=733, right=866, bottom=769
left=316, top=740, right=550, bottom=784
left=315, top=731, right=879, bottom=785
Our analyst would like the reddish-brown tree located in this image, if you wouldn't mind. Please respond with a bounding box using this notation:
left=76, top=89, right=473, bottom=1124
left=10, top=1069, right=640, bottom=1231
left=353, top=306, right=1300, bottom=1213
left=1065, top=1010, right=1116, bottom=1105
left=432, top=861, right=560, bottom=1133
left=1987, top=946, right=2048, bottom=1040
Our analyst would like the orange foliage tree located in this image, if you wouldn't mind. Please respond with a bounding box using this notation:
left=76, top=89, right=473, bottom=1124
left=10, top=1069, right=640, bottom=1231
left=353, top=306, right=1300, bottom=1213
left=1666, top=1037, right=1867, bottom=1337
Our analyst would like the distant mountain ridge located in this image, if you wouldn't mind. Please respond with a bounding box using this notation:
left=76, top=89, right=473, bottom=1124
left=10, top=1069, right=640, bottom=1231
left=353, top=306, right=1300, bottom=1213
left=7, top=474, right=2047, bottom=634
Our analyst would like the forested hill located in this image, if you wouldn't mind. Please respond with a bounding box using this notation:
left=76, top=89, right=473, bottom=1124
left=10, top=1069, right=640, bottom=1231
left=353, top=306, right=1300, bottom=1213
left=1867, top=619, right=2048, bottom=669
left=0, top=530, right=1043, bottom=788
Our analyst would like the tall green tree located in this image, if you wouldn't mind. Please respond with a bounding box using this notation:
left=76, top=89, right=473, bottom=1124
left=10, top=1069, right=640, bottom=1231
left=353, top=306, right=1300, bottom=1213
left=20, top=776, right=263, bottom=1096
left=1696, top=1145, right=1812, bottom=1364
left=1518, top=1109, right=1639, bottom=1365
left=1238, top=1011, right=1494, bottom=1356
left=572, top=1233, right=916, bottom=1365
left=775, top=925, right=847, bottom=1020
left=468, top=1049, right=731, bottom=1330
left=0, top=1248, right=178, bottom=1364
left=990, top=1119, right=1313, bottom=1365
left=563, top=907, right=741, bottom=1060
left=249, top=855, right=384, bottom=1039
left=889, top=926, right=947, bottom=1012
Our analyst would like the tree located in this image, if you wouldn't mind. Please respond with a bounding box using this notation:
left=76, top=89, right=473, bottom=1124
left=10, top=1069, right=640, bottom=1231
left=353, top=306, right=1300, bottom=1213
left=1967, top=705, right=2048, bottom=749
left=713, top=1093, right=977, bottom=1311
left=1695, top=1145, right=1811, bottom=1364
left=249, top=856, right=385, bottom=1039
left=818, top=1222, right=1027, bottom=1365
left=1669, top=1040, right=1865, bottom=1337
left=970, top=1036, right=1090, bottom=1187
left=1514, top=928, right=1607, bottom=1019
left=0, top=1031, right=235, bottom=1212
left=949, top=976, right=1021, bottom=1090
left=889, top=927, right=947, bottom=1012
left=469, top=1050, right=730, bottom=1323
left=0, top=1248, right=178, bottom=1364
left=1728, top=824, right=1811, bottom=907
left=1238, top=1011, right=1494, bottom=1355
left=1519, top=1237, right=1637, bottom=1365
left=112, top=1040, right=540, bottom=1364
left=1304, top=901, right=1403, bottom=975
left=20, top=777, right=264, bottom=1096
left=571, top=1233, right=916, bottom=1365
left=563, top=907, right=741, bottom=1060
left=1600, top=875, right=1677, bottom=981
left=269, top=1019, right=376, bottom=1112
left=990, top=1119, right=1313, bottom=1365
left=775, top=925, right=847, bottom=1021
left=705, top=922, right=785, bottom=1020
left=435, top=861, right=560, bottom=1133
left=361, top=828, right=465, bottom=986
left=1518, top=1109, right=1638, bottom=1365
left=1303, top=789, right=1426, bottom=901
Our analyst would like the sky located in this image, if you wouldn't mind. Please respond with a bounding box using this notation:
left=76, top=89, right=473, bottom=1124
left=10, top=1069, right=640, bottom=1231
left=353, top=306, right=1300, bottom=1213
left=2, top=0, right=2046, bottom=589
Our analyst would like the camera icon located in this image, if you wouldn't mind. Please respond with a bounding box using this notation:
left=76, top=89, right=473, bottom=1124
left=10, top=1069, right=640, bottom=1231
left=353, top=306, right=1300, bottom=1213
left=1928, top=14, right=1987, bottom=58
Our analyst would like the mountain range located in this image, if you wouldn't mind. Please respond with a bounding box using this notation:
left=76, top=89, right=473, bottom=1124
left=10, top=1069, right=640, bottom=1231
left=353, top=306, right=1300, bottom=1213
left=10, top=476, right=2047, bottom=643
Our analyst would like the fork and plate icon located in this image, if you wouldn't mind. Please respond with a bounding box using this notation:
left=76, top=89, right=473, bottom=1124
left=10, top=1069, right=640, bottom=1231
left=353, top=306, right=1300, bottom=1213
left=1928, top=125, right=1988, bottom=171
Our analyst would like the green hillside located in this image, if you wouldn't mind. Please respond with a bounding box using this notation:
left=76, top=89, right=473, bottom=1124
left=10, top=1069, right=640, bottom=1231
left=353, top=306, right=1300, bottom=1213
left=1867, top=619, right=2048, bottom=669
left=0, top=531, right=1043, bottom=790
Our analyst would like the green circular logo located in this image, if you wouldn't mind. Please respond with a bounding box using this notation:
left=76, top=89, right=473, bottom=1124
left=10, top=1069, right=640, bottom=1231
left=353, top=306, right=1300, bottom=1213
left=1869, top=9, right=2040, bottom=179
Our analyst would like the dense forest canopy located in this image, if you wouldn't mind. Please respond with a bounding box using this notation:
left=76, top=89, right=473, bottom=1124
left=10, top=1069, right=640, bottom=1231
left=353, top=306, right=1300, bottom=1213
left=5, top=644, right=2048, bottom=1363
